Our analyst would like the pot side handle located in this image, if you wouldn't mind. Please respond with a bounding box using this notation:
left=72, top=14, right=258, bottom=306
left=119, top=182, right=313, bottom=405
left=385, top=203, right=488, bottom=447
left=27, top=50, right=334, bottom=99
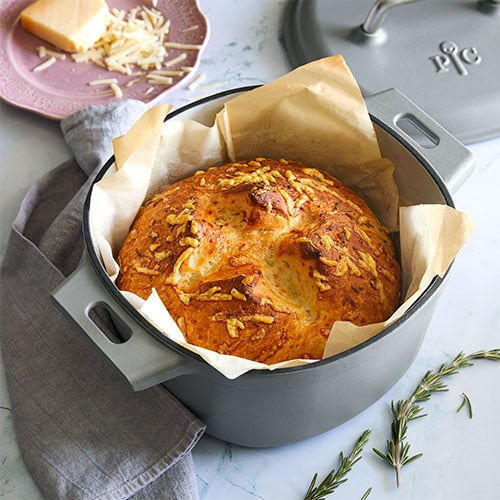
left=365, top=88, right=475, bottom=194
left=51, top=258, right=194, bottom=391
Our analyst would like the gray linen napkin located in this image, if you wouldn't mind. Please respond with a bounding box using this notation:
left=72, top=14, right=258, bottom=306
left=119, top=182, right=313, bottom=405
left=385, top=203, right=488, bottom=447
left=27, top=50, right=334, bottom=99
left=0, top=101, right=206, bottom=499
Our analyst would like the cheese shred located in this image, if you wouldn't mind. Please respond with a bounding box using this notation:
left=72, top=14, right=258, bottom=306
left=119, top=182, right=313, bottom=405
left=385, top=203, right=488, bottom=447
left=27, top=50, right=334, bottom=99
left=37, top=46, right=66, bottom=60
left=110, top=82, right=123, bottom=97
left=88, top=78, right=118, bottom=85
left=188, top=72, right=206, bottom=90
left=32, top=57, right=57, bottom=72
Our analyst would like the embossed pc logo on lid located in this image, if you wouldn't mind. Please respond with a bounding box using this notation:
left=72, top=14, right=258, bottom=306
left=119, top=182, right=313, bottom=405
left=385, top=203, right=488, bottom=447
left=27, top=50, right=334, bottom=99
left=429, top=41, right=482, bottom=75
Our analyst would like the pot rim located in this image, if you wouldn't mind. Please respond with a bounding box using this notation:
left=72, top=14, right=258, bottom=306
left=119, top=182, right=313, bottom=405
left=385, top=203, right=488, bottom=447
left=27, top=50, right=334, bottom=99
left=82, top=85, right=454, bottom=377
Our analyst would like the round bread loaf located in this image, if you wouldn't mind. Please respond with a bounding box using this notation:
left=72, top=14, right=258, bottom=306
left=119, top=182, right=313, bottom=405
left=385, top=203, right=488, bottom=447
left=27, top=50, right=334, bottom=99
left=116, top=158, right=401, bottom=363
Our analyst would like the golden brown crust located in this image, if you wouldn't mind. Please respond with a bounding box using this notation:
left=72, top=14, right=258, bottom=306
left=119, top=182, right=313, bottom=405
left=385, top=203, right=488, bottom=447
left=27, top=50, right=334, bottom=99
left=116, top=158, right=401, bottom=363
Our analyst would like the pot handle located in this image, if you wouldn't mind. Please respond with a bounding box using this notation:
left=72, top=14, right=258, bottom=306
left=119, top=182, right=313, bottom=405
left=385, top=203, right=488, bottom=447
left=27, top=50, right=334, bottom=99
left=51, top=258, right=195, bottom=391
left=365, top=88, right=475, bottom=193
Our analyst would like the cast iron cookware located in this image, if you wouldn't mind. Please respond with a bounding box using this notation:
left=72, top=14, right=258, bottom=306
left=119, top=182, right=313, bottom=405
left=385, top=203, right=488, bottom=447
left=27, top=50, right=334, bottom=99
left=53, top=87, right=474, bottom=447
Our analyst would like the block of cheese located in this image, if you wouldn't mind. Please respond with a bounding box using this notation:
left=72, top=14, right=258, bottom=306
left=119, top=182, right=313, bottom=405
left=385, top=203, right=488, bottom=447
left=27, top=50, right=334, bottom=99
left=21, top=0, right=109, bottom=53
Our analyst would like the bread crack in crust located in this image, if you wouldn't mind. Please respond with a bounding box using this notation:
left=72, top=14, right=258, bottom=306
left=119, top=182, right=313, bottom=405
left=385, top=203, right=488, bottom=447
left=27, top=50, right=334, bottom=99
left=116, top=158, right=401, bottom=363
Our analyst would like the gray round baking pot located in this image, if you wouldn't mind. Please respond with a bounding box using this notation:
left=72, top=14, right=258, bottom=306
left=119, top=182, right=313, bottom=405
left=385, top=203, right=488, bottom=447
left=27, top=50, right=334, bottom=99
left=52, top=86, right=475, bottom=448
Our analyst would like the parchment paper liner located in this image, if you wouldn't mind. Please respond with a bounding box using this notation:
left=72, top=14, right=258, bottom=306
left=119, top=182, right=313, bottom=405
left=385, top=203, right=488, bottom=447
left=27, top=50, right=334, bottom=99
left=89, top=56, right=475, bottom=379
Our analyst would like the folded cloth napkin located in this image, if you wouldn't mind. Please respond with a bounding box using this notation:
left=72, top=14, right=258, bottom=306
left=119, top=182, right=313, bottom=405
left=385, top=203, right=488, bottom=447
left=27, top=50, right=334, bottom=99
left=0, top=101, right=206, bottom=499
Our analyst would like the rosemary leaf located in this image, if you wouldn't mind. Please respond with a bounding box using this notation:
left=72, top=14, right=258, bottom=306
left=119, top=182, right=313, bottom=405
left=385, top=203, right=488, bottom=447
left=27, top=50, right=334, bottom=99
left=360, top=487, right=372, bottom=500
left=304, top=429, right=371, bottom=500
left=457, top=392, right=473, bottom=419
left=373, top=348, right=499, bottom=487
left=372, top=446, right=392, bottom=464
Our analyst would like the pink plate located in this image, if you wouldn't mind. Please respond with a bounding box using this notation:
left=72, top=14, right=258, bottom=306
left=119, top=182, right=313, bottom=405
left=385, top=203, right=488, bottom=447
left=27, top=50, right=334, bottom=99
left=0, top=0, right=209, bottom=120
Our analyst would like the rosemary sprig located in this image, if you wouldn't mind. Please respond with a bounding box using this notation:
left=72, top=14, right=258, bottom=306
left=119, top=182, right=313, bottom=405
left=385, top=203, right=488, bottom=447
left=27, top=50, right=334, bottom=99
left=373, top=349, right=500, bottom=487
left=304, top=429, right=371, bottom=500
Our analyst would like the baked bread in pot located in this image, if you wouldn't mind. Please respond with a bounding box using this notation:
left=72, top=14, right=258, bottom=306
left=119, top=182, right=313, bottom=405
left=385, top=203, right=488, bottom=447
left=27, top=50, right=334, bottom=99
left=116, top=158, right=401, bottom=363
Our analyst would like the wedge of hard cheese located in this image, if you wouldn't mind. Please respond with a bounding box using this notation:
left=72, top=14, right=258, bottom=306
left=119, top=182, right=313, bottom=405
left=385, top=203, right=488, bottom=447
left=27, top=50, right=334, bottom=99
left=21, top=0, right=109, bottom=53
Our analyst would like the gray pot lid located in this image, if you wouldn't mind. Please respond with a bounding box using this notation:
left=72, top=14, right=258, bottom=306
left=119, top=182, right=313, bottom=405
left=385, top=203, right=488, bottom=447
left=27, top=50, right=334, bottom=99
left=283, top=0, right=500, bottom=144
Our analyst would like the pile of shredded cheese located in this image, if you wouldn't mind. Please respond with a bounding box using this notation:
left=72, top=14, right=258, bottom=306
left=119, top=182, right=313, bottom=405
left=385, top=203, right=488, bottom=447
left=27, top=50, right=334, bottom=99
left=32, top=3, right=205, bottom=98
left=72, top=6, right=172, bottom=74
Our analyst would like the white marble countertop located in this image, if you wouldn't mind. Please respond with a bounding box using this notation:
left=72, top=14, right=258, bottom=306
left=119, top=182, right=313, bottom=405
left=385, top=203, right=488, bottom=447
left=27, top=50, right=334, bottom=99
left=1, top=1, right=499, bottom=499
